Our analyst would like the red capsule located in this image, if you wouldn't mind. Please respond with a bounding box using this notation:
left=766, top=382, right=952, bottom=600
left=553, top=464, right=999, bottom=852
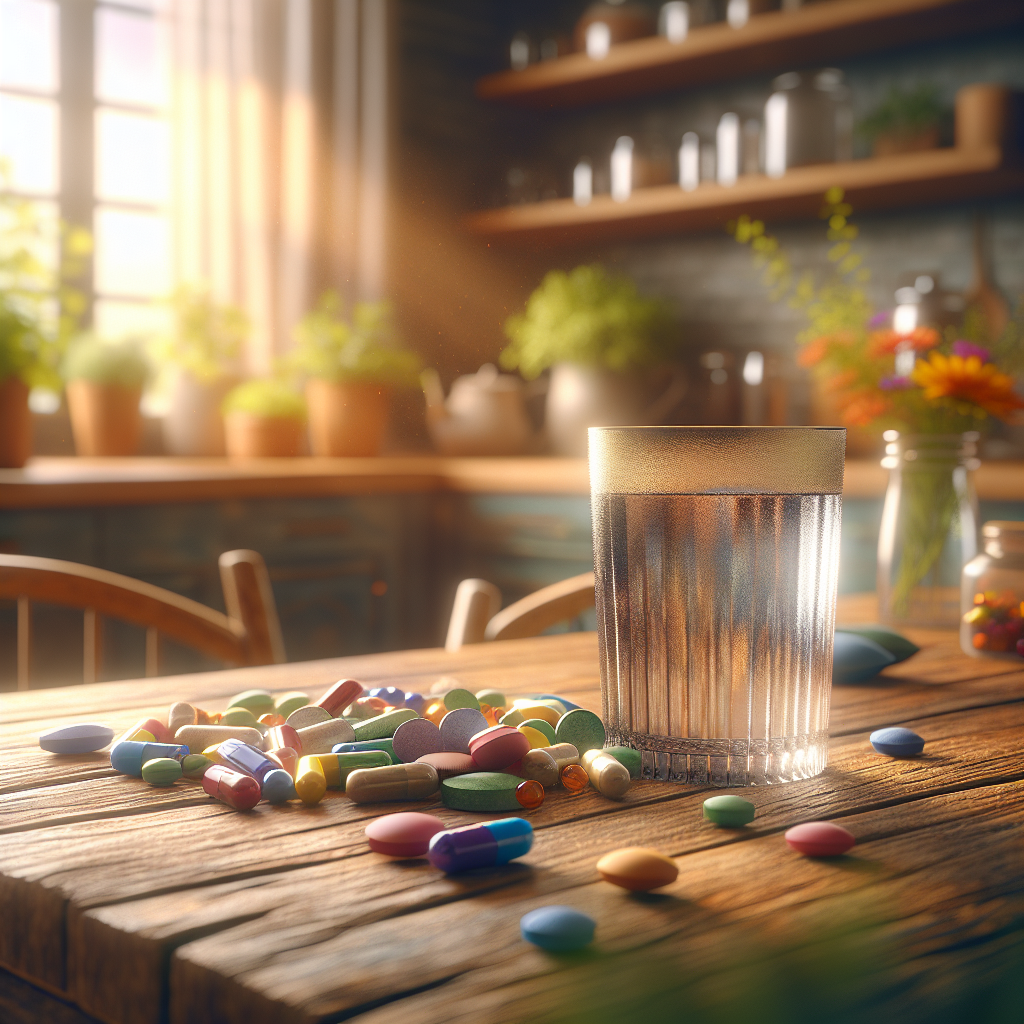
left=201, top=765, right=260, bottom=811
left=315, top=678, right=364, bottom=716
left=266, top=724, right=302, bottom=755
left=266, top=746, right=298, bottom=777
left=515, top=779, right=545, bottom=810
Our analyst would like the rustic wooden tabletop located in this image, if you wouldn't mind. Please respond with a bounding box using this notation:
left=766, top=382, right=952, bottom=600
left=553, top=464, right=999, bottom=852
left=1, top=595, right=1021, bottom=1024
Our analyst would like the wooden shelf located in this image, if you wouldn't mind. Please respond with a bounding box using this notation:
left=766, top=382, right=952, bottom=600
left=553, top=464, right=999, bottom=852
left=476, top=0, right=1024, bottom=108
left=465, top=146, right=1024, bottom=245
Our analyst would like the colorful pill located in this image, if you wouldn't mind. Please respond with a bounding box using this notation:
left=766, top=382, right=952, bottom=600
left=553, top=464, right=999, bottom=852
left=218, top=738, right=279, bottom=785
left=265, top=724, right=302, bottom=755
left=520, top=906, right=595, bottom=952
left=315, top=678, right=364, bottom=716
left=368, top=685, right=405, bottom=707
left=498, top=707, right=526, bottom=728
left=427, top=817, right=533, bottom=873
left=258, top=713, right=285, bottom=727
left=440, top=772, right=522, bottom=812
left=581, top=749, right=630, bottom=799
left=220, top=706, right=258, bottom=728
left=118, top=717, right=169, bottom=745
left=262, top=768, right=296, bottom=804
left=311, top=750, right=392, bottom=788
left=509, top=748, right=560, bottom=788
left=334, top=738, right=398, bottom=761
left=126, top=729, right=156, bottom=743
left=353, top=708, right=419, bottom=742
left=365, top=811, right=446, bottom=857
left=520, top=718, right=556, bottom=745
left=226, top=689, right=274, bottom=714
left=516, top=779, right=545, bottom=810
left=414, top=751, right=476, bottom=780
left=511, top=702, right=560, bottom=727
left=201, top=764, right=261, bottom=810
left=285, top=705, right=333, bottom=730
left=443, top=688, right=480, bottom=712
left=439, top=707, right=490, bottom=753
left=167, top=702, right=197, bottom=736
left=181, top=753, right=213, bottom=779
left=202, top=743, right=231, bottom=767
left=295, top=756, right=328, bottom=806
left=469, top=725, right=530, bottom=771
left=703, top=795, right=756, bottom=827
left=785, top=822, right=856, bottom=857
left=403, top=692, right=427, bottom=715
left=517, top=725, right=552, bottom=750
left=38, top=723, right=114, bottom=754
left=345, top=763, right=439, bottom=803
left=475, top=689, right=506, bottom=709
left=141, top=757, right=182, bottom=787
left=273, top=691, right=310, bottom=718
left=266, top=746, right=299, bottom=777
left=560, top=763, right=589, bottom=793
left=110, top=740, right=189, bottom=777
left=391, top=717, right=444, bottom=763
left=554, top=708, right=606, bottom=754
left=295, top=717, right=355, bottom=754
left=596, top=847, right=678, bottom=891
left=543, top=742, right=581, bottom=773
left=601, top=745, right=641, bottom=779
left=174, top=724, right=264, bottom=755
left=869, top=727, right=925, bottom=757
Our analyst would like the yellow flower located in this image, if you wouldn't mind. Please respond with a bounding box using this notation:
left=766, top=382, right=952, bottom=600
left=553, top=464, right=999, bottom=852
left=911, top=352, right=1024, bottom=420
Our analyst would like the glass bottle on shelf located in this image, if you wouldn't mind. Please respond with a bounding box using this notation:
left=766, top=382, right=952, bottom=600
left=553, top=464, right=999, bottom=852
left=960, top=521, right=1024, bottom=660
left=764, top=69, right=852, bottom=177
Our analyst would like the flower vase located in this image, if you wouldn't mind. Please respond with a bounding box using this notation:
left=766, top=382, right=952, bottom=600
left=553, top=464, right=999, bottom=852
left=877, top=430, right=980, bottom=628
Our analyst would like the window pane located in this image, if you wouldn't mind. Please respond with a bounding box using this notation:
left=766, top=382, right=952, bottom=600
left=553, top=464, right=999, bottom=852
left=0, top=93, right=57, bottom=193
left=95, top=7, right=169, bottom=108
left=94, top=297, right=171, bottom=340
left=0, top=0, right=57, bottom=93
left=96, top=109, right=169, bottom=204
left=94, top=207, right=170, bottom=297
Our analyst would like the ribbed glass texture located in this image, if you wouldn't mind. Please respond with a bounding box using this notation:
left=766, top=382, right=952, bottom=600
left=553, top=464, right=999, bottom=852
left=591, top=428, right=844, bottom=786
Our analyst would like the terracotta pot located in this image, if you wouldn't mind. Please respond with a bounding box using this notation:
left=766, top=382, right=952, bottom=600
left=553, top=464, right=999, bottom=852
left=163, top=370, right=239, bottom=456
left=872, top=126, right=940, bottom=157
left=0, top=375, right=32, bottom=468
left=305, top=379, right=390, bottom=457
left=955, top=84, right=1013, bottom=151
left=66, top=380, right=143, bottom=456
left=224, top=412, right=304, bottom=458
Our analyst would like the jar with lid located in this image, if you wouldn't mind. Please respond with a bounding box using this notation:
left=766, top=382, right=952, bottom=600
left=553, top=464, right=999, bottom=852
left=960, top=521, right=1024, bottom=660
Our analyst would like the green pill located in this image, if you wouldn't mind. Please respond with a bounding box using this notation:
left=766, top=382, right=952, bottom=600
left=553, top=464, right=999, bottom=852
left=521, top=718, right=556, bottom=745
left=353, top=709, right=418, bottom=742
left=443, top=688, right=480, bottom=712
left=220, top=706, right=258, bottom=727
left=141, top=757, right=182, bottom=787
left=703, top=795, right=756, bottom=827
left=334, top=738, right=397, bottom=761
left=499, top=708, right=526, bottom=728
left=274, top=692, right=309, bottom=718
left=555, top=709, right=606, bottom=755
left=441, top=772, right=522, bottom=812
left=227, top=689, right=275, bottom=715
left=602, top=745, right=642, bottom=780
left=475, top=689, right=506, bottom=709
left=180, top=754, right=213, bottom=779
left=834, top=624, right=920, bottom=663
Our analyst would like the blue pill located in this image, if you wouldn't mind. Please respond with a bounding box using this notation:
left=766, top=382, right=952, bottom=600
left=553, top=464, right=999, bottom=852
left=833, top=632, right=896, bottom=684
left=39, top=723, right=114, bottom=754
left=520, top=906, right=595, bottom=952
left=403, top=692, right=427, bottom=715
left=534, top=694, right=582, bottom=711
left=262, top=768, right=296, bottom=804
left=369, top=686, right=405, bottom=707
left=869, top=727, right=925, bottom=757
left=428, top=817, right=533, bottom=873
left=218, top=738, right=279, bottom=785
left=110, top=740, right=189, bottom=777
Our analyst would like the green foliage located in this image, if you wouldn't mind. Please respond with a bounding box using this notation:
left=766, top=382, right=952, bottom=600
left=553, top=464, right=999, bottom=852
left=157, top=285, right=249, bottom=382
left=289, top=291, right=420, bottom=385
left=63, top=335, right=150, bottom=389
left=500, top=264, right=677, bottom=379
left=222, top=378, right=306, bottom=419
left=858, top=83, right=946, bottom=140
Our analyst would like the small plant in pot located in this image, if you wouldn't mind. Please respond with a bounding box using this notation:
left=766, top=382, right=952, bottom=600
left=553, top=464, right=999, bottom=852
left=0, top=299, right=47, bottom=467
left=288, top=291, right=421, bottom=457
left=500, top=264, right=681, bottom=457
left=63, top=336, right=150, bottom=456
left=222, top=378, right=306, bottom=458
left=157, top=285, right=248, bottom=456
left=859, top=84, right=947, bottom=157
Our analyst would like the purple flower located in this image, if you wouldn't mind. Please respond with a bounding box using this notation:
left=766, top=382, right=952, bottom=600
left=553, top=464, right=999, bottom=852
left=951, top=340, right=991, bottom=362
left=879, top=375, right=912, bottom=391
left=868, top=311, right=891, bottom=328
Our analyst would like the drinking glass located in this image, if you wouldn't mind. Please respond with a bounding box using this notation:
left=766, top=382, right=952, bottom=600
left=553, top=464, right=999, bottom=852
left=590, top=426, right=846, bottom=786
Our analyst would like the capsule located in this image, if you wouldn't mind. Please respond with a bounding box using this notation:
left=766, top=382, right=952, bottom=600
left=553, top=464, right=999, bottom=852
left=345, top=763, right=439, bottom=803
left=427, top=817, right=533, bottom=873
left=265, top=724, right=302, bottom=755
left=509, top=748, right=560, bottom=788
left=581, top=749, right=631, bottom=799
left=218, top=738, right=279, bottom=786
left=333, top=738, right=397, bottom=761
left=110, top=740, right=189, bottom=777
left=311, top=750, right=392, bottom=788
left=544, top=742, right=581, bottom=773
left=315, top=678, right=364, bottom=716
left=295, top=717, right=355, bottom=754
left=262, top=768, right=296, bottom=804
left=295, top=755, right=328, bottom=806
left=266, top=746, right=299, bottom=777
left=117, top=717, right=169, bottom=744
left=201, top=765, right=261, bottom=810
left=174, top=724, right=264, bottom=754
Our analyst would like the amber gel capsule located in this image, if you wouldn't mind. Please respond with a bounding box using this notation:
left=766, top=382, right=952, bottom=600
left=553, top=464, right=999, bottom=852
left=346, top=763, right=439, bottom=803
left=202, top=765, right=260, bottom=810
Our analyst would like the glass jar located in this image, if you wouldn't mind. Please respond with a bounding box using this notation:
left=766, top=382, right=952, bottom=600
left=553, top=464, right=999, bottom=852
left=960, top=521, right=1024, bottom=660
left=877, top=431, right=980, bottom=628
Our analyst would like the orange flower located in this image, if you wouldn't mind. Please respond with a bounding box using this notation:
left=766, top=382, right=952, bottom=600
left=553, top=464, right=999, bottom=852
left=798, top=336, right=829, bottom=367
left=911, top=352, right=1024, bottom=420
left=869, top=326, right=940, bottom=357
left=825, top=369, right=857, bottom=393
left=840, top=391, right=888, bottom=427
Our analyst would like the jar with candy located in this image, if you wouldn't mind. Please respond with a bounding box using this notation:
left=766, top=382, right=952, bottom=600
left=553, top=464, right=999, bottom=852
left=960, top=521, right=1024, bottom=660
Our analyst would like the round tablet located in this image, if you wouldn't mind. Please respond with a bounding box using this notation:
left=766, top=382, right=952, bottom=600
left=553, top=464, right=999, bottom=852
left=439, top=707, right=489, bottom=753
left=443, top=688, right=480, bottom=712
left=441, top=772, right=522, bottom=811
left=520, top=906, right=595, bottom=952
left=38, top=723, right=114, bottom=754
left=869, top=727, right=925, bottom=757
left=366, top=811, right=447, bottom=857
left=415, top=751, right=476, bottom=780
left=475, top=689, right=505, bottom=708
left=703, top=795, right=756, bottom=827
left=286, top=705, right=333, bottom=730
left=554, top=709, right=606, bottom=755
left=785, top=822, right=856, bottom=857
left=517, top=725, right=551, bottom=751
left=470, top=726, right=530, bottom=771
left=403, top=693, right=427, bottom=715
left=392, top=718, right=443, bottom=763
left=520, top=718, right=556, bottom=745
left=596, top=847, right=678, bottom=891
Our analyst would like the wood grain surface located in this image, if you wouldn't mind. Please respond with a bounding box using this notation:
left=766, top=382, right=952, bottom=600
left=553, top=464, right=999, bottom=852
left=0, top=595, right=1020, bottom=1024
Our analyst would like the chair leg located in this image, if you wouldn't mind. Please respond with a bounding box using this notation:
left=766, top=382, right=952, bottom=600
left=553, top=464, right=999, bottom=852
left=17, top=596, right=30, bottom=691
left=84, top=609, right=102, bottom=685
left=145, top=627, right=160, bottom=677
left=445, top=579, right=502, bottom=651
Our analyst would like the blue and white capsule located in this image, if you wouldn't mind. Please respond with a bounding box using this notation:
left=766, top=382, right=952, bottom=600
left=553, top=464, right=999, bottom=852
left=110, top=740, right=189, bottom=777
left=427, top=817, right=533, bottom=873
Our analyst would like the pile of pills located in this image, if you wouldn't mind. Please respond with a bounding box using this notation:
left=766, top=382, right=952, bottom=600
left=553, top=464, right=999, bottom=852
left=962, top=590, right=1024, bottom=657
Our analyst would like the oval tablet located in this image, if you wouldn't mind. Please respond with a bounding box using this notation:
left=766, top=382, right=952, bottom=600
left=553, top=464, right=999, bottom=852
left=869, top=727, right=925, bottom=757
left=555, top=709, right=606, bottom=754
left=220, top=706, right=258, bottom=728
left=274, top=692, right=309, bottom=718
left=785, top=822, right=856, bottom=857
left=596, top=847, right=678, bottom=891
left=520, top=906, right=595, bottom=952
left=353, top=708, right=419, bottom=742
left=469, top=726, right=530, bottom=771
left=141, top=757, right=182, bottom=787
left=168, top=702, right=197, bottom=736
left=392, top=718, right=444, bottom=763
left=415, top=751, right=476, bottom=780
left=512, top=702, right=560, bottom=727
left=39, top=723, right=114, bottom=754
left=228, top=689, right=274, bottom=715
left=365, top=812, right=446, bottom=857
left=181, top=753, right=213, bottom=779
left=403, top=692, right=427, bottom=715
left=703, top=795, right=756, bottom=827
left=832, top=632, right=896, bottom=684
left=499, top=708, right=526, bottom=728
left=368, top=685, right=405, bottom=707
left=346, top=762, right=439, bottom=803
left=439, top=707, right=489, bottom=753
left=475, top=689, right=505, bottom=709
left=441, top=772, right=521, bottom=812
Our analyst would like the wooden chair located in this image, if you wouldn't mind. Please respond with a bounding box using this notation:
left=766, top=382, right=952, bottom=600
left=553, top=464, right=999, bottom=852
left=445, top=571, right=596, bottom=651
left=1, top=549, right=285, bottom=689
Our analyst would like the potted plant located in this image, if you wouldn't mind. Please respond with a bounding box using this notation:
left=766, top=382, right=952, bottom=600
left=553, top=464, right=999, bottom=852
left=289, top=291, right=420, bottom=456
left=158, top=285, right=248, bottom=456
left=500, top=264, right=682, bottom=456
left=63, top=336, right=150, bottom=456
left=222, top=379, right=306, bottom=458
left=0, top=299, right=43, bottom=468
left=859, top=84, right=946, bottom=157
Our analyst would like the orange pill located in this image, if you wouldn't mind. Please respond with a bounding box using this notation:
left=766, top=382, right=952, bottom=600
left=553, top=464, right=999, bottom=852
left=259, top=713, right=285, bottom=727
left=424, top=701, right=447, bottom=725
left=516, top=779, right=545, bottom=810
left=972, top=633, right=988, bottom=650
left=561, top=763, right=589, bottom=793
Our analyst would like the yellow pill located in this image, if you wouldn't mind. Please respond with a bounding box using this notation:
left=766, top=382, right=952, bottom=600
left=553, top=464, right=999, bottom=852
left=202, top=744, right=231, bottom=767
left=512, top=702, right=560, bottom=727
left=295, top=756, right=327, bottom=806
left=518, top=725, right=551, bottom=750
left=126, top=728, right=156, bottom=743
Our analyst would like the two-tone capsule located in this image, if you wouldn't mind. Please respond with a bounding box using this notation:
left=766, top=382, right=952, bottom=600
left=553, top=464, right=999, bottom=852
left=427, top=817, right=533, bottom=873
left=217, top=738, right=280, bottom=786
left=110, top=740, right=189, bottom=777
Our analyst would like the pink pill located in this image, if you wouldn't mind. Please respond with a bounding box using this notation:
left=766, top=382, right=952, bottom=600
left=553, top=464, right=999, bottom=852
left=316, top=678, right=364, bottom=716
left=265, top=724, right=302, bottom=755
left=469, top=726, right=530, bottom=771
left=785, top=822, right=856, bottom=857
left=365, top=811, right=447, bottom=857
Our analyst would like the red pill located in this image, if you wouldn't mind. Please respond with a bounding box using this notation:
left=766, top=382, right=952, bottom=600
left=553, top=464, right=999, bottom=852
left=365, top=812, right=446, bottom=857
left=315, top=678, right=364, bottom=717
left=201, top=764, right=261, bottom=811
left=560, top=763, right=589, bottom=793
left=516, top=779, right=545, bottom=810
left=266, top=746, right=298, bottom=777
left=266, top=724, right=302, bottom=755
left=784, top=822, right=855, bottom=857
left=469, top=725, right=530, bottom=771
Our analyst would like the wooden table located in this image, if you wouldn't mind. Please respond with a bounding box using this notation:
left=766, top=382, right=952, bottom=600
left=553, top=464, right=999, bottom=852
left=2, top=596, right=1021, bottom=1024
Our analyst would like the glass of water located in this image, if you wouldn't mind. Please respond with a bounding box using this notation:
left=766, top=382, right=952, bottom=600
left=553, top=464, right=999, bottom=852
left=590, top=426, right=846, bottom=786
